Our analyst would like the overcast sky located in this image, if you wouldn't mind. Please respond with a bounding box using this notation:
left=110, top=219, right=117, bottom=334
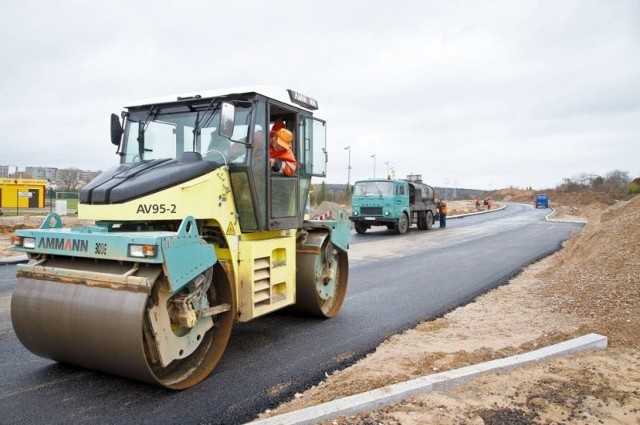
left=1, top=0, right=638, bottom=190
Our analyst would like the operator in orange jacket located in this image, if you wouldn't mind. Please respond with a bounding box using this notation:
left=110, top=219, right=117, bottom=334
left=269, top=126, right=297, bottom=176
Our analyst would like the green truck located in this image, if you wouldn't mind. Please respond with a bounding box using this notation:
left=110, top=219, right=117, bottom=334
left=350, top=174, right=438, bottom=235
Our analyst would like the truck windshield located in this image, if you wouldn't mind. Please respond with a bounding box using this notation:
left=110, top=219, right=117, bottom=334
left=353, top=181, right=394, bottom=197
left=121, top=101, right=253, bottom=164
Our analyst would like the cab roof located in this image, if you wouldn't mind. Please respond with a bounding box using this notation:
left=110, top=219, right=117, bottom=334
left=126, top=85, right=319, bottom=112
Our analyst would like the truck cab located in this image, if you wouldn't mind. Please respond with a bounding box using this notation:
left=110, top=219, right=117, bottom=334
left=535, top=193, right=549, bottom=208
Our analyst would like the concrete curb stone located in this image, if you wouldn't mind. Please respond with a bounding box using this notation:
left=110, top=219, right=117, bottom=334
left=250, top=333, right=607, bottom=425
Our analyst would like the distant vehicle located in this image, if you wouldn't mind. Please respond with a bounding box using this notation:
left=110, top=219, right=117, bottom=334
left=350, top=174, right=438, bottom=235
left=535, top=193, right=549, bottom=208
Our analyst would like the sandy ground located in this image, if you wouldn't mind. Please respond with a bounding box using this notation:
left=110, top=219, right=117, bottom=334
left=0, top=215, right=93, bottom=258
left=2, top=197, right=639, bottom=424
left=257, top=196, right=640, bottom=424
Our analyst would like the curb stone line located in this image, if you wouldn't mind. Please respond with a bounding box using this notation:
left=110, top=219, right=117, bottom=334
left=249, top=333, right=607, bottom=425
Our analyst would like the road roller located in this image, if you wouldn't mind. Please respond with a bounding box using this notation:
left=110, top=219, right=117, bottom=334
left=10, top=86, right=350, bottom=389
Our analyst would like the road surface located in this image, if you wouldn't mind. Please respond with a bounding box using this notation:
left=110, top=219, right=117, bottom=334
left=0, top=203, right=583, bottom=424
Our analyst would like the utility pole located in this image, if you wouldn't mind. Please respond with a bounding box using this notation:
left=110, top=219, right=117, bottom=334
left=370, top=154, right=376, bottom=178
left=344, top=146, right=351, bottom=189
left=443, top=178, right=449, bottom=200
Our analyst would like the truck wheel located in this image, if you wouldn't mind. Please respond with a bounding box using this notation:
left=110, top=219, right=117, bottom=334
left=417, top=212, right=426, bottom=230
left=395, top=213, right=409, bottom=235
left=426, top=211, right=433, bottom=230
left=354, top=221, right=367, bottom=234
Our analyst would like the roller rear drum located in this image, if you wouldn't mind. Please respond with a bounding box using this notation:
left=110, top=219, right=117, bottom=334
left=295, top=238, right=348, bottom=317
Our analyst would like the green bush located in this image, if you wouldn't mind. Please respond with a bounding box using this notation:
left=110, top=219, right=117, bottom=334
left=627, top=182, right=640, bottom=195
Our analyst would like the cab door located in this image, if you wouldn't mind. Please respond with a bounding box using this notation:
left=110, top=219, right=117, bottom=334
left=267, top=114, right=326, bottom=230
left=396, top=182, right=410, bottom=216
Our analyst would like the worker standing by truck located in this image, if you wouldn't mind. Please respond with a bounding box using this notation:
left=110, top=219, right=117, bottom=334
left=438, top=200, right=448, bottom=228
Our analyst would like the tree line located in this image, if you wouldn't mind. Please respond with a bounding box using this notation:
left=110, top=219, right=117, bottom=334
left=561, top=170, right=639, bottom=198
left=311, top=169, right=639, bottom=206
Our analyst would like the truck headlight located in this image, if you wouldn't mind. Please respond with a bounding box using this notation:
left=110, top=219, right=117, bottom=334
left=129, top=244, right=157, bottom=258
left=352, top=211, right=359, bottom=216
left=384, top=211, right=390, bottom=216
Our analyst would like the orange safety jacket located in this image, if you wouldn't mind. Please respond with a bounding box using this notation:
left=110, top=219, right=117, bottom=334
left=270, top=148, right=297, bottom=176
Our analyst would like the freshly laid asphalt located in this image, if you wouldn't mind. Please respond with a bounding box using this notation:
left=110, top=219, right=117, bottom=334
left=1, top=204, right=589, bottom=424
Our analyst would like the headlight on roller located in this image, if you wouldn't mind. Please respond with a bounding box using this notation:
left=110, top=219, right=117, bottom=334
left=129, top=244, right=157, bottom=258
left=12, top=236, right=35, bottom=248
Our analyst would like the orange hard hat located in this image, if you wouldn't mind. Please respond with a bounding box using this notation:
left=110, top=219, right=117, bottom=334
left=275, top=128, right=293, bottom=149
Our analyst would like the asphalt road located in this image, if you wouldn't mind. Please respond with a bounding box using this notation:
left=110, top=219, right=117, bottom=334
left=0, top=204, right=583, bottom=424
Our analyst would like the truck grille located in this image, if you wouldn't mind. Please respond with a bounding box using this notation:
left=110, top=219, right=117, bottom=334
left=361, top=207, right=382, bottom=216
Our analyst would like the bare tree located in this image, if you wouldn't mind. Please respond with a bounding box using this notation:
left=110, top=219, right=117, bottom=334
left=602, top=170, right=630, bottom=196
left=562, top=170, right=631, bottom=198
left=57, top=168, right=82, bottom=192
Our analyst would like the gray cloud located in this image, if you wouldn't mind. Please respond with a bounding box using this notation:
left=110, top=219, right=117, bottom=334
left=1, top=0, right=638, bottom=189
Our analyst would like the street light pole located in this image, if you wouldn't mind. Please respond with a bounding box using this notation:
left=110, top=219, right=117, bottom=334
left=370, top=154, right=376, bottom=178
left=344, top=146, right=351, bottom=189
left=443, top=178, right=449, bottom=200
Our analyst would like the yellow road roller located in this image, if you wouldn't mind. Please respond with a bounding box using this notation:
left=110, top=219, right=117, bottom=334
left=11, top=86, right=350, bottom=389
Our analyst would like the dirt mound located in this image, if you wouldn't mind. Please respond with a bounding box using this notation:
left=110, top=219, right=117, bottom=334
left=0, top=216, right=46, bottom=236
left=547, top=190, right=616, bottom=207
left=0, top=216, right=92, bottom=236
left=0, top=216, right=94, bottom=258
left=491, top=188, right=536, bottom=202
left=537, top=195, right=640, bottom=349
left=311, top=201, right=350, bottom=220
left=446, top=200, right=501, bottom=215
